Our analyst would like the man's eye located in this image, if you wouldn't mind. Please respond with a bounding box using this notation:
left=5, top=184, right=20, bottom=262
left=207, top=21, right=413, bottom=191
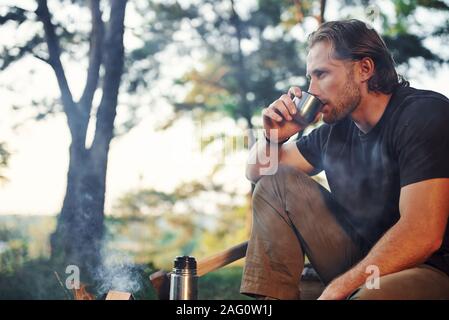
left=317, top=72, right=326, bottom=78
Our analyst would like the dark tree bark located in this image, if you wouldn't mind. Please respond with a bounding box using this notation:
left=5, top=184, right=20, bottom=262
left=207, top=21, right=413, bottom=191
left=35, top=0, right=128, bottom=280
left=230, top=0, right=253, bottom=134
left=319, top=0, right=327, bottom=23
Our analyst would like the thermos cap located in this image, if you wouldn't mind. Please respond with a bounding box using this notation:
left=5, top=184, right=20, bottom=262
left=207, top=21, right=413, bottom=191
left=174, top=256, right=197, bottom=270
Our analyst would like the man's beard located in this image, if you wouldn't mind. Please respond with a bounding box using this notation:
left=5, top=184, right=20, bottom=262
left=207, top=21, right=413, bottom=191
left=323, top=74, right=361, bottom=124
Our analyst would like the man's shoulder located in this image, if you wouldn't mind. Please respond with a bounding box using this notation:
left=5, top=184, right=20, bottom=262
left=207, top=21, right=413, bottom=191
left=396, top=86, right=449, bottom=108
left=387, top=87, right=449, bottom=143
left=391, top=86, right=449, bottom=122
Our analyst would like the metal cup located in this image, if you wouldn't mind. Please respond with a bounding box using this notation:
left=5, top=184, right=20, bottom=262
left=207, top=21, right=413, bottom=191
left=291, top=91, right=324, bottom=126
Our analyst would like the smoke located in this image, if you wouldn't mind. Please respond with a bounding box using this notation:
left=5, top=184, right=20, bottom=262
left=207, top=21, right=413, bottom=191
left=93, top=248, right=143, bottom=297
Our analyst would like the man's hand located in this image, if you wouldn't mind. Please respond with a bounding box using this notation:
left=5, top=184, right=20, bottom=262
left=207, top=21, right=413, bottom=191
left=317, top=276, right=361, bottom=300
left=262, top=86, right=304, bottom=142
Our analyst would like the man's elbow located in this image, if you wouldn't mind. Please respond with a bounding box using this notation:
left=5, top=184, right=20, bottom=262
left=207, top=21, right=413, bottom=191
left=398, top=218, right=445, bottom=256
left=245, top=167, right=260, bottom=184
left=429, top=237, right=444, bottom=254
left=419, top=235, right=444, bottom=259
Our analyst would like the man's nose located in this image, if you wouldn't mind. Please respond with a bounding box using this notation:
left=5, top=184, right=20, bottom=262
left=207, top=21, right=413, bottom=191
left=307, top=80, right=320, bottom=97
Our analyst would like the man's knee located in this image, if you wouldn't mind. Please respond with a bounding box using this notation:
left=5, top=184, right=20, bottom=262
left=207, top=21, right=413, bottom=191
left=347, top=286, right=385, bottom=300
left=348, top=267, right=449, bottom=300
left=254, top=164, right=309, bottom=196
left=251, top=165, right=317, bottom=228
left=347, top=274, right=404, bottom=300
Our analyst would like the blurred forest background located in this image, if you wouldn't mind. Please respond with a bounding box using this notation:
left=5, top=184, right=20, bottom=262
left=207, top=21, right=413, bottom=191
left=0, top=0, right=448, bottom=299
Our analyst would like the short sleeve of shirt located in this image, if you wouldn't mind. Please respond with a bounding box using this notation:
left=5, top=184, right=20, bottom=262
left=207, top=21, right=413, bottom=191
left=395, top=96, right=449, bottom=187
left=296, top=124, right=331, bottom=172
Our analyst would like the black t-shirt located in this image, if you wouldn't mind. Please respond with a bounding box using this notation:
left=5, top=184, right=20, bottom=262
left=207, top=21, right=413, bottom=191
left=297, top=86, right=449, bottom=275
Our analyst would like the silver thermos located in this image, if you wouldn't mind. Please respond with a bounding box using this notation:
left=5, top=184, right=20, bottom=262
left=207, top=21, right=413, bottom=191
left=169, top=256, right=198, bottom=300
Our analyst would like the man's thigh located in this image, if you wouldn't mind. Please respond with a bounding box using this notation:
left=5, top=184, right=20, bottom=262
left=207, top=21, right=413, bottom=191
left=349, top=264, right=449, bottom=300
left=261, top=165, right=368, bottom=284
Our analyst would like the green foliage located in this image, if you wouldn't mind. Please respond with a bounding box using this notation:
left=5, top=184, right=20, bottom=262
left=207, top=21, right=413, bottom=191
left=199, top=266, right=250, bottom=300
left=392, top=0, right=449, bottom=17
left=345, top=0, right=449, bottom=68
left=104, top=214, right=198, bottom=268
left=0, top=214, right=247, bottom=299
left=0, top=239, right=28, bottom=274
left=194, top=202, right=249, bottom=259
left=0, top=215, right=55, bottom=274
left=158, top=0, right=308, bottom=125
left=111, top=180, right=248, bottom=269
left=146, top=0, right=449, bottom=136
left=0, top=216, right=61, bottom=299
left=384, top=34, right=443, bottom=65
left=0, top=258, right=67, bottom=299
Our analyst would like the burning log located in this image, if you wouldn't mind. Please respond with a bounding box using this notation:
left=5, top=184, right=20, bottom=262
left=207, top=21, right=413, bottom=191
left=73, top=283, right=95, bottom=300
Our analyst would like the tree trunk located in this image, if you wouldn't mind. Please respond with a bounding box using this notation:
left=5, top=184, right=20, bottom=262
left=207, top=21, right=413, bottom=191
left=43, top=0, right=128, bottom=281
left=50, top=140, right=105, bottom=278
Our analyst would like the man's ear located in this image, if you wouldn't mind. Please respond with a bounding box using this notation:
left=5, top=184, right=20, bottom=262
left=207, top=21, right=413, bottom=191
left=359, top=57, right=375, bottom=83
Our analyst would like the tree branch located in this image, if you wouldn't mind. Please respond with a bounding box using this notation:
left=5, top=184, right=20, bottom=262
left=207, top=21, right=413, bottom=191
left=90, top=0, right=128, bottom=158
left=320, top=0, right=327, bottom=24
left=35, top=0, right=78, bottom=125
left=79, top=0, right=104, bottom=114
left=32, top=53, right=50, bottom=65
left=0, top=6, right=28, bottom=25
left=0, top=34, right=44, bottom=70
left=230, top=0, right=253, bottom=131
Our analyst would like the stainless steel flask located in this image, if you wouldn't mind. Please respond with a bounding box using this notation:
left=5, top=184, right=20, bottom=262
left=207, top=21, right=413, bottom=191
left=169, top=256, right=198, bottom=300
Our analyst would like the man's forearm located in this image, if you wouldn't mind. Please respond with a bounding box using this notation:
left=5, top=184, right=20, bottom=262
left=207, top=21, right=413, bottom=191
left=320, top=219, right=440, bottom=299
left=246, top=138, right=282, bottom=183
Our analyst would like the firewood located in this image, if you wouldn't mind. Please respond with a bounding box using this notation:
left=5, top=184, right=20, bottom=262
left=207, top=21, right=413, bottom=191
left=53, top=271, right=72, bottom=300
left=105, top=290, right=134, bottom=300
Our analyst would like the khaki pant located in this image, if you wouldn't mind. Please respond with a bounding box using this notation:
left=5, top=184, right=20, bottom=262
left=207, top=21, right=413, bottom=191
left=240, top=165, right=449, bottom=300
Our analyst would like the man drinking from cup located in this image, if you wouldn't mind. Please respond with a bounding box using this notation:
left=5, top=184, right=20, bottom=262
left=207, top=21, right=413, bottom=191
left=241, top=19, right=449, bottom=300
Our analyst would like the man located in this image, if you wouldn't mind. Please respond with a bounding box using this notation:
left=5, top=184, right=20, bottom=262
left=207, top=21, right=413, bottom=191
left=240, top=19, right=449, bottom=300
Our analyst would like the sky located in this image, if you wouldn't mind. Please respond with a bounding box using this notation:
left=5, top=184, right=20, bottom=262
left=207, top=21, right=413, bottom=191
left=0, top=1, right=448, bottom=215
